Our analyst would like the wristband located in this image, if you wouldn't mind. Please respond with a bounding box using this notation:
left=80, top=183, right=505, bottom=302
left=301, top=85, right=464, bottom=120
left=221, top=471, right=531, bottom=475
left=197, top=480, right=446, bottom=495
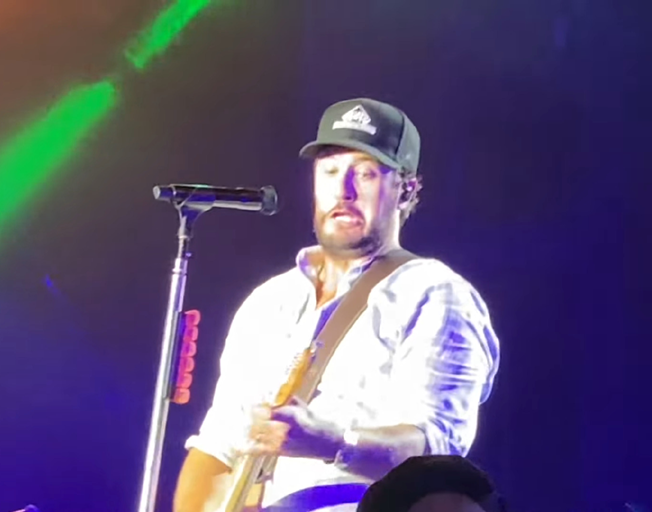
left=333, top=428, right=360, bottom=469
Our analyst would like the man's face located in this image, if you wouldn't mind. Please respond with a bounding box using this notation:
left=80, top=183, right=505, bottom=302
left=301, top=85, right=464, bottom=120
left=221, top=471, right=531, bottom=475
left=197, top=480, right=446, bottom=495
left=407, top=492, right=487, bottom=512
left=312, top=149, right=401, bottom=258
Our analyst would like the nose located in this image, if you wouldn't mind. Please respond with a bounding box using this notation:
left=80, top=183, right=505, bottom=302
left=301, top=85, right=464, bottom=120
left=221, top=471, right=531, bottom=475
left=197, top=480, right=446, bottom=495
left=337, top=168, right=357, bottom=203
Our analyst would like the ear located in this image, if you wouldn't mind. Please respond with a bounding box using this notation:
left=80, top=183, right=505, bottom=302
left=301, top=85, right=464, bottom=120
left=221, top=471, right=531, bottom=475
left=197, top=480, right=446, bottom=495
left=398, top=177, right=419, bottom=209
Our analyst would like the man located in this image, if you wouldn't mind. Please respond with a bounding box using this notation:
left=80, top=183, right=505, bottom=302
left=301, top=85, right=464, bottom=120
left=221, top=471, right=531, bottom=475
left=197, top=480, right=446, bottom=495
left=356, top=455, right=508, bottom=512
left=174, top=98, right=500, bottom=512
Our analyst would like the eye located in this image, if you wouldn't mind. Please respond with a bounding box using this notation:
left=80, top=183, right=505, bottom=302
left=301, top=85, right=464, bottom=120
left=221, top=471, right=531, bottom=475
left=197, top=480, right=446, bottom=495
left=316, top=162, right=339, bottom=175
left=354, top=164, right=379, bottom=180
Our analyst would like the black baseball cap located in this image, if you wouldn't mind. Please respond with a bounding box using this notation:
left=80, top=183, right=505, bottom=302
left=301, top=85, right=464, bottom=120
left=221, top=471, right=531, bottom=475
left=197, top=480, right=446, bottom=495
left=299, top=98, right=421, bottom=175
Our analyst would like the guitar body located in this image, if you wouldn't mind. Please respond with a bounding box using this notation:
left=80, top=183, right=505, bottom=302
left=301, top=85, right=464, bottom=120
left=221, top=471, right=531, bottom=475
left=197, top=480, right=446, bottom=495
left=261, top=483, right=369, bottom=512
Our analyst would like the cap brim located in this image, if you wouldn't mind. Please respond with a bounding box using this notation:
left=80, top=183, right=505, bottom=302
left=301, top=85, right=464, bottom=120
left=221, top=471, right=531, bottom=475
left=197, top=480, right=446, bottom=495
left=299, top=139, right=400, bottom=169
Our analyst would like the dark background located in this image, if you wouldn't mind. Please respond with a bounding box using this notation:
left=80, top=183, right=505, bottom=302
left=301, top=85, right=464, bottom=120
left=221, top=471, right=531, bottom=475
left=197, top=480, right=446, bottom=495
left=1, top=1, right=650, bottom=511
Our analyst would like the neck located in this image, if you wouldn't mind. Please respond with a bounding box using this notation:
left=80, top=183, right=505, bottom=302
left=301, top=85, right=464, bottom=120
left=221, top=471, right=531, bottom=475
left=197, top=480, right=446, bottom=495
left=314, top=240, right=401, bottom=307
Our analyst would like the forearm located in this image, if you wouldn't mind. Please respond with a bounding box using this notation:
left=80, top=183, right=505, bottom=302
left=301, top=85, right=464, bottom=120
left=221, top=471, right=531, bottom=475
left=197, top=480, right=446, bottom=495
left=174, top=448, right=232, bottom=512
left=333, top=424, right=426, bottom=481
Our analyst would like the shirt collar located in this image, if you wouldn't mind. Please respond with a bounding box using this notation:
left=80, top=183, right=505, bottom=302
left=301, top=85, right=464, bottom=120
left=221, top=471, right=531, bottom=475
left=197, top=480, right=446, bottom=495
left=295, top=245, right=377, bottom=290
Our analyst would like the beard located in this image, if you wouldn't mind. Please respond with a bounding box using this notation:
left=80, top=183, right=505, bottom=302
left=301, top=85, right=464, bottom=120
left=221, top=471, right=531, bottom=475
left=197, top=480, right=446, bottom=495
left=313, top=213, right=384, bottom=259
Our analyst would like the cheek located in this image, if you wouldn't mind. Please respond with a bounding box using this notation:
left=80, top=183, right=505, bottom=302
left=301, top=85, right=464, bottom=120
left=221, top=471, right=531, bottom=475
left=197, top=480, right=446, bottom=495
left=313, top=193, right=331, bottom=217
left=360, top=184, right=395, bottom=221
left=313, top=182, right=338, bottom=214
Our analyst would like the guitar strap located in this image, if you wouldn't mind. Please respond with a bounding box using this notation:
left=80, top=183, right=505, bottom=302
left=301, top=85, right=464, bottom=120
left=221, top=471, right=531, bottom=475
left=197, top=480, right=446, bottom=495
left=294, top=248, right=420, bottom=403
left=256, top=249, right=420, bottom=489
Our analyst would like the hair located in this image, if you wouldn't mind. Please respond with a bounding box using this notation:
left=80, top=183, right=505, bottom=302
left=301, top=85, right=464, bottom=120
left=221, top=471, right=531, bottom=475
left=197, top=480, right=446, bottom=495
left=356, top=455, right=508, bottom=512
left=397, top=168, right=423, bottom=226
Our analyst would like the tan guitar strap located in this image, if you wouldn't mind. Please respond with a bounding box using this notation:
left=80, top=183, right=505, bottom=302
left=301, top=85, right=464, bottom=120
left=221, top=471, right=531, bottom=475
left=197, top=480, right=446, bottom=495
left=294, top=248, right=420, bottom=403
left=255, top=249, right=420, bottom=492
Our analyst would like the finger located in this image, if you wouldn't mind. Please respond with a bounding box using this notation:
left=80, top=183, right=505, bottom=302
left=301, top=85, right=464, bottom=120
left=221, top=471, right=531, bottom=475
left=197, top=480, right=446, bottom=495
left=236, top=440, right=278, bottom=457
left=254, top=424, right=290, bottom=447
left=250, top=404, right=272, bottom=421
left=270, top=404, right=298, bottom=422
left=249, top=420, right=290, bottom=440
left=243, top=427, right=289, bottom=456
left=246, top=440, right=280, bottom=456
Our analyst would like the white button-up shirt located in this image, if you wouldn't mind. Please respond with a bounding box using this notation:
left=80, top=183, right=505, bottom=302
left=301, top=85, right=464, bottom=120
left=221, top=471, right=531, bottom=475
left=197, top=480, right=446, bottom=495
left=185, top=246, right=500, bottom=510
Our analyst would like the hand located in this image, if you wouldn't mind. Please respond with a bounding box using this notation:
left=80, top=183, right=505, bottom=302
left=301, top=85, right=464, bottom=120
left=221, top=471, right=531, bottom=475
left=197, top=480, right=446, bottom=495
left=243, top=397, right=344, bottom=461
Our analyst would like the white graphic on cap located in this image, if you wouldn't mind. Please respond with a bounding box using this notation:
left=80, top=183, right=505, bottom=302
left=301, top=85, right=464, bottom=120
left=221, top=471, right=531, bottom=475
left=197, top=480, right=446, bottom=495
left=332, top=105, right=377, bottom=135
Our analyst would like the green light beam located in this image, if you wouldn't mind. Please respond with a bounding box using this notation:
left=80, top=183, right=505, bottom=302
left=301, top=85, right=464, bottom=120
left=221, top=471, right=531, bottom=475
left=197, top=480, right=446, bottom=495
left=0, top=80, right=118, bottom=236
left=0, top=0, right=219, bottom=241
left=124, top=0, right=214, bottom=71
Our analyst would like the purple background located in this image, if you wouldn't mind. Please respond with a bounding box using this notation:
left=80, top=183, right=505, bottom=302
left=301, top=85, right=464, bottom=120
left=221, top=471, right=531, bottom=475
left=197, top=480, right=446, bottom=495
left=0, top=1, right=649, bottom=511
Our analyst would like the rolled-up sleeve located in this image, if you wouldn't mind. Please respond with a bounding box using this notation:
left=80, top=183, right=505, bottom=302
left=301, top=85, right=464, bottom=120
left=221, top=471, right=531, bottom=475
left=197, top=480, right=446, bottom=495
left=184, top=290, right=265, bottom=468
left=380, top=280, right=500, bottom=456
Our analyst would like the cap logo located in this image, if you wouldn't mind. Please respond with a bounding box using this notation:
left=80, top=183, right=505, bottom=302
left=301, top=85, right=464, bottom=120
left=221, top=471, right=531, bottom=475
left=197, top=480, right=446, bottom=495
left=332, top=105, right=377, bottom=135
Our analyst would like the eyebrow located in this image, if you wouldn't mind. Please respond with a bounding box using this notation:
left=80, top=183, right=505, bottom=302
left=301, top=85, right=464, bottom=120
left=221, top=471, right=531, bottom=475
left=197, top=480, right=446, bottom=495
left=316, top=155, right=381, bottom=167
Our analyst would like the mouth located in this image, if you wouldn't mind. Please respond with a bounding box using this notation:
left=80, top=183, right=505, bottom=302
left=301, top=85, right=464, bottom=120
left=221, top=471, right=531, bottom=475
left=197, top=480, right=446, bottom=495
left=329, top=209, right=363, bottom=226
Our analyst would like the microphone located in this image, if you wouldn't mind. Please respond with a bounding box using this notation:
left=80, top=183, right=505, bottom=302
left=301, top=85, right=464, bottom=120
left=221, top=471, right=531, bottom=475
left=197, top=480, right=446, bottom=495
left=152, top=184, right=278, bottom=215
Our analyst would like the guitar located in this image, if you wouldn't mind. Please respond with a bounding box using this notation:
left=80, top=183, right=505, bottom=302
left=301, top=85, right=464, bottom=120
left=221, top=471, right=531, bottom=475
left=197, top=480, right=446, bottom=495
left=261, top=483, right=369, bottom=511
left=215, top=341, right=319, bottom=512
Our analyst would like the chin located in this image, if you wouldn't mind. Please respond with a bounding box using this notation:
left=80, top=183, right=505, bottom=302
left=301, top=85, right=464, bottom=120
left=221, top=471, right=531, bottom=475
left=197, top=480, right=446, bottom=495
left=317, top=233, right=381, bottom=258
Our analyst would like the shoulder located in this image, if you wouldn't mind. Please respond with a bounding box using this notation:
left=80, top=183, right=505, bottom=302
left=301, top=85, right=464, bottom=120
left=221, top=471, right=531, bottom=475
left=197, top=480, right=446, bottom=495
left=233, top=265, right=306, bottom=317
left=381, top=256, right=478, bottom=295
left=384, top=256, right=500, bottom=373
left=377, top=256, right=492, bottom=318
left=386, top=256, right=469, bottom=285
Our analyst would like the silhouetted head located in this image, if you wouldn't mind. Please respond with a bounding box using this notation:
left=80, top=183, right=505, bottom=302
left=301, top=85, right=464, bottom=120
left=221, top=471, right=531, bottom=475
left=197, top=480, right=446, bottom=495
left=357, top=455, right=508, bottom=512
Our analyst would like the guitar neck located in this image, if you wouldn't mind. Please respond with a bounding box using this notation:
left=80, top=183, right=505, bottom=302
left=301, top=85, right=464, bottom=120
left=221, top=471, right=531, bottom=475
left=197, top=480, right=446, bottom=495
left=218, top=454, right=275, bottom=512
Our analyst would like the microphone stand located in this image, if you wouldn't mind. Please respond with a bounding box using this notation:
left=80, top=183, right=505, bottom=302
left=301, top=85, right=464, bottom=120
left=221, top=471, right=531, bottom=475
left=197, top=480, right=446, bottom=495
left=136, top=201, right=208, bottom=512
